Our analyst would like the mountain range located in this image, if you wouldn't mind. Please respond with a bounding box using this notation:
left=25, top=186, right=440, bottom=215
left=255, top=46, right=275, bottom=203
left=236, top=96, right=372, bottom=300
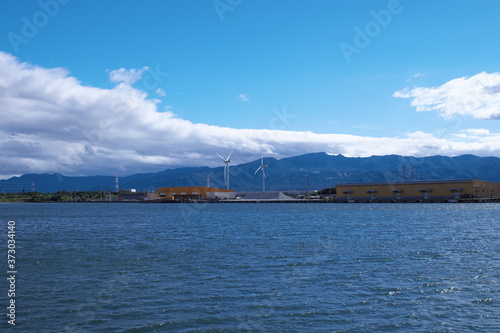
left=2, top=153, right=500, bottom=193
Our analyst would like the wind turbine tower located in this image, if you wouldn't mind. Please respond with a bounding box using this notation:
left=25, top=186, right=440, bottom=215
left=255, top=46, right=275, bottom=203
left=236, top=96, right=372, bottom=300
left=115, top=174, right=119, bottom=192
left=216, top=152, right=232, bottom=189
left=254, top=157, right=268, bottom=192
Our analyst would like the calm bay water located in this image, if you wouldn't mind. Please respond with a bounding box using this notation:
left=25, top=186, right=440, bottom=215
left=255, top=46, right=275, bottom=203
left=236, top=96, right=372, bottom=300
left=1, top=202, right=500, bottom=332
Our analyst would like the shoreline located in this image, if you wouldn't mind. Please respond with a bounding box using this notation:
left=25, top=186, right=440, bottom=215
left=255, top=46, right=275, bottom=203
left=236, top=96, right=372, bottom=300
left=2, top=198, right=499, bottom=204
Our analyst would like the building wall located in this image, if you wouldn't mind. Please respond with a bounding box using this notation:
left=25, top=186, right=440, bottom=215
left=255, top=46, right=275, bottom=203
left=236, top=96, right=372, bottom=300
left=471, top=179, right=500, bottom=198
left=206, top=191, right=236, bottom=199
left=336, top=179, right=500, bottom=200
left=158, top=186, right=235, bottom=200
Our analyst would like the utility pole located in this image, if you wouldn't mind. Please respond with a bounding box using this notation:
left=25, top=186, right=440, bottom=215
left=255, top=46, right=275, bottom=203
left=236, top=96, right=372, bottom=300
left=306, top=175, right=311, bottom=198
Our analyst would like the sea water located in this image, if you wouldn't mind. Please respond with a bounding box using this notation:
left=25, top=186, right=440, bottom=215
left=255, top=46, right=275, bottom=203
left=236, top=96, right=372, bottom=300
left=1, top=203, right=500, bottom=332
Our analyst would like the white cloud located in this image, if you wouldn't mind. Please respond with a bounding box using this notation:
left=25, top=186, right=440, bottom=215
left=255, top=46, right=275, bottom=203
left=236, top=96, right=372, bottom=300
left=108, top=66, right=149, bottom=85
left=394, top=72, right=500, bottom=120
left=452, top=128, right=494, bottom=140
left=2, top=52, right=500, bottom=178
left=238, top=94, right=250, bottom=102
left=406, top=72, right=425, bottom=81
left=462, top=128, right=491, bottom=136
left=155, top=88, right=166, bottom=96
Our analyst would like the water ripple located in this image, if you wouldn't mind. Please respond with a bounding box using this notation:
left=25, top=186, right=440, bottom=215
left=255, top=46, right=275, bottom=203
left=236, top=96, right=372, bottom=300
left=2, top=203, right=500, bottom=332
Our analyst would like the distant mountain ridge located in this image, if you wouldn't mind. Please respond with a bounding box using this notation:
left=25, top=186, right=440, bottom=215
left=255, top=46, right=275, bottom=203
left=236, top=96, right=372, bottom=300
left=1, top=153, right=500, bottom=193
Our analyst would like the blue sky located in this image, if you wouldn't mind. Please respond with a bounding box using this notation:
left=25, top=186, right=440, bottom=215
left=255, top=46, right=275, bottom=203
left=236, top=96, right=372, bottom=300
left=1, top=0, right=500, bottom=178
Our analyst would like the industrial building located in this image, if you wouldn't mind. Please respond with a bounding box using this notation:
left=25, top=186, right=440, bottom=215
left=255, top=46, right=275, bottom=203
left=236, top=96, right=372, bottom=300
left=157, top=186, right=235, bottom=200
left=336, top=179, right=500, bottom=202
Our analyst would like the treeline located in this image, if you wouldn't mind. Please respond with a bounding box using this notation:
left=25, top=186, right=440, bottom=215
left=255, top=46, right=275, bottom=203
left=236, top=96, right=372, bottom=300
left=316, top=187, right=336, bottom=196
left=0, top=191, right=111, bottom=203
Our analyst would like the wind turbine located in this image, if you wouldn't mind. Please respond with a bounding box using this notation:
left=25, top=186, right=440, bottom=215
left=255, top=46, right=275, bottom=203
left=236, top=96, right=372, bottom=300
left=254, top=157, right=268, bottom=192
left=217, top=152, right=232, bottom=189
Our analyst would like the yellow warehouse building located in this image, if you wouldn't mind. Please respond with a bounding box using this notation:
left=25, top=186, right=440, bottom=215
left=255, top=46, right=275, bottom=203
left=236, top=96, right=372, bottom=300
left=336, top=179, right=500, bottom=202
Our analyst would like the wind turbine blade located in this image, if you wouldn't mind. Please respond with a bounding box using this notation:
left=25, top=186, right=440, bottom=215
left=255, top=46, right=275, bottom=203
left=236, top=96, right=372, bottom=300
left=216, top=152, right=226, bottom=161
left=227, top=152, right=233, bottom=160
left=255, top=166, right=262, bottom=175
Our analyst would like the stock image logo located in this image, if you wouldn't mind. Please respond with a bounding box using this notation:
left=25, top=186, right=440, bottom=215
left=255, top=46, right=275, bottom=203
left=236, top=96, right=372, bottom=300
left=7, top=0, right=71, bottom=53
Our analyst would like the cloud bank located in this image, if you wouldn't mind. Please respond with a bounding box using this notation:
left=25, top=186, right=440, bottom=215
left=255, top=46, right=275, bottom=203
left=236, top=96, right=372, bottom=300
left=1, top=52, right=500, bottom=179
left=394, top=72, right=500, bottom=119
